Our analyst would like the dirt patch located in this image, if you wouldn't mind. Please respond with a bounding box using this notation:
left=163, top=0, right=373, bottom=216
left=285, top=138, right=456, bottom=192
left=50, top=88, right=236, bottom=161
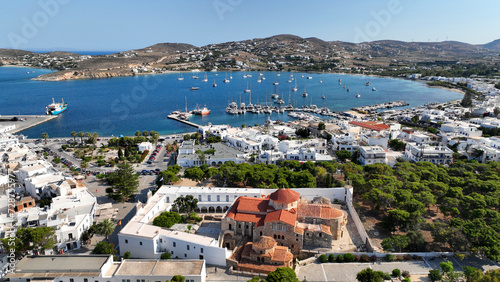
left=174, top=178, right=216, bottom=187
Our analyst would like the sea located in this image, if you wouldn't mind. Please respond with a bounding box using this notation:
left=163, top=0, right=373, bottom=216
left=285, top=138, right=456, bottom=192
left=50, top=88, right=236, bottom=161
left=0, top=67, right=463, bottom=138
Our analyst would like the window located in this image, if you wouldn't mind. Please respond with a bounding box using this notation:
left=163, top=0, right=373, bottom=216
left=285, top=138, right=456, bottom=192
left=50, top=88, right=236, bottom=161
left=166, top=197, right=170, bottom=203
left=187, top=245, right=190, bottom=250
left=199, top=195, right=202, bottom=201
left=173, top=242, right=176, bottom=247
left=70, top=280, right=74, bottom=282
left=139, top=241, right=143, bottom=246
left=125, top=239, right=128, bottom=244
left=84, top=279, right=88, bottom=282
left=260, top=231, right=262, bottom=236
left=239, top=224, right=241, bottom=228
left=217, top=195, right=220, bottom=202
left=208, top=195, right=211, bottom=202
left=201, top=248, right=204, bottom=253
left=184, top=253, right=187, bottom=257
left=199, top=255, right=204, bottom=259
left=160, top=239, right=163, bottom=243
left=319, top=233, right=322, bottom=237
left=226, top=195, right=229, bottom=202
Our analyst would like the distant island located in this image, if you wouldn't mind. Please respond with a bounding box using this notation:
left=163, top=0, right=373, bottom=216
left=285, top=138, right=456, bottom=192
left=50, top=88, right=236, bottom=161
left=1, top=34, right=500, bottom=81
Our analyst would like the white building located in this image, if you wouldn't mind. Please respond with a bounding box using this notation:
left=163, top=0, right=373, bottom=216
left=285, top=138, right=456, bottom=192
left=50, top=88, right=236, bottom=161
left=403, top=143, right=453, bottom=165
left=177, top=142, right=246, bottom=167
left=137, top=142, right=153, bottom=152
left=6, top=255, right=207, bottom=282
left=359, top=146, right=387, bottom=165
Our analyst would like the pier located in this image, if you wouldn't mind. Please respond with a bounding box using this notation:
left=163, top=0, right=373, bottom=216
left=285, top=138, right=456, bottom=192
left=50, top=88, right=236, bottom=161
left=352, top=101, right=409, bottom=113
left=1, top=115, right=58, bottom=134
left=167, top=114, right=201, bottom=128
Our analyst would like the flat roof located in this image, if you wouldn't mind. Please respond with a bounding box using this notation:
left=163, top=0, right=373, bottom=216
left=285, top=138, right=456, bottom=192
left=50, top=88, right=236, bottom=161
left=10, top=255, right=110, bottom=274
left=115, top=260, right=203, bottom=276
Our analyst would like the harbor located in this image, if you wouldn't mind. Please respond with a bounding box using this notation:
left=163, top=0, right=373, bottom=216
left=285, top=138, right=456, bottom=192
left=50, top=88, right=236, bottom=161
left=167, top=114, right=201, bottom=128
left=1, top=115, right=58, bottom=134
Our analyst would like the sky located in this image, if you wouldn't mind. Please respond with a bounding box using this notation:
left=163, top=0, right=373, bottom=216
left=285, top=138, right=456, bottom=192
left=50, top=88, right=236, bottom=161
left=1, top=0, right=499, bottom=52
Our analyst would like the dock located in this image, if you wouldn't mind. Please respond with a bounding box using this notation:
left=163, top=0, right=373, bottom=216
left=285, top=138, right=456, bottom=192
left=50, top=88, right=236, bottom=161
left=352, top=101, right=409, bottom=113
left=1, top=115, right=58, bottom=134
left=167, top=114, right=201, bottom=128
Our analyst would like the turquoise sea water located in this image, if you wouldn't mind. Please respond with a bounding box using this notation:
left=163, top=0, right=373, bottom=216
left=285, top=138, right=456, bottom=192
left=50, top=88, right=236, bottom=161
left=0, top=67, right=462, bottom=138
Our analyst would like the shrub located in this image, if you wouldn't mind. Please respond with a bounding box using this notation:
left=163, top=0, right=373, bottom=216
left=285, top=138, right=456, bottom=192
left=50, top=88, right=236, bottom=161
left=160, top=252, right=172, bottom=260
left=402, top=270, right=410, bottom=278
left=123, top=251, right=131, bottom=259
left=428, top=269, right=442, bottom=281
left=353, top=254, right=360, bottom=262
left=140, top=150, right=149, bottom=163
left=386, top=254, right=396, bottom=262
left=318, top=254, right=328, bottom=263
left=454, top=252, right=466, bottom=260
left=412, top=254, right=422, bottom=260
left=382, top=273, right=392, bottom=280
left=403, top=254, right=412, bottom=261
left=328, top=254, right=335, bottom=262
left=392, top=269, right=401, bottom=277
left=360, top=254, right=370, bottom=262
left=335, top=254, right=344, bottom=263
left=396, top=255, right=404, bottom=261
left=403, top=278, right=411, bottom=282
left=153, top=211, right=182, bottom=228
left=370, top=255, right=378, bottom=262
left=343, top=253, right=355, bottom=262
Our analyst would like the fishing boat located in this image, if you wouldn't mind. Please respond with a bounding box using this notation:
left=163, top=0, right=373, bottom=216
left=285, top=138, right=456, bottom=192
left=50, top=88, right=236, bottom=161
left=307, top=76, right=312, bottom=79
left=356, top=94, right=361, bottom=98
left=193, top=105, right=210, bottom=115
left=190, top=87, right=200, bottom=90
left=46, top=98, right=67, bottom=115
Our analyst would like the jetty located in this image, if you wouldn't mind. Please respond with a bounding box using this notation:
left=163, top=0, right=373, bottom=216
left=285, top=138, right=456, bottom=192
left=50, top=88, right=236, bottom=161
left=167, top=114, right=200, bottom=128
left=352, top=101, right=409, bottom=113
left=1, top=115, right=58, bottom=134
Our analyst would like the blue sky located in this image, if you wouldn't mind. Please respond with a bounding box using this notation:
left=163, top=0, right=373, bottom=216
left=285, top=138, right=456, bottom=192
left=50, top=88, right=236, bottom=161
left=1, top=0, right=499, bottom=51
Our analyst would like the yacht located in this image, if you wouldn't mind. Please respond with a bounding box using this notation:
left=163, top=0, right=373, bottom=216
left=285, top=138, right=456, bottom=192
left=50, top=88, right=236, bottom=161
left=292, top=79, right=298, bottom=92
left=244, top=81, right=251, bottom=93
left=202, top=73, right=208, bottom=82
left=302, top=80, right=308, bottom=97
left=177, top=73, right=184, bottom=81
left=274, top=98, right=285, bottom=104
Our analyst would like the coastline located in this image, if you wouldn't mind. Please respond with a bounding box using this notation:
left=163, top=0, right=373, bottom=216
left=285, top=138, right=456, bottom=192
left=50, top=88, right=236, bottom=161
left=425, top=85, right=466, bottom=95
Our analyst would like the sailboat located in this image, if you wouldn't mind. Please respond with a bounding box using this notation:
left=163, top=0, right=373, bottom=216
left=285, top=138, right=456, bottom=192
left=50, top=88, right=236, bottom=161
left=223, top=72, right=230, bottom=83
left=183, top=96, right=193, bottom=118
left=292, top=79, right=298, bottom=92
left=257, top=74, right=262, bottom=83
left=338, top=78, right=341, bottom=85
left=243, top=71, right=247, bottom=79
left=273, top=75, right=279, bottom=85
left=365, top=81, right=371, bottom=86
left=346, top=84, right=350, bottom=92
left=212, top=77, right=217, bottom=87
left=177, top=72, right=184, bottom=81
left=229, top=71, right=233, bottom=79
left=322, top=88, right=326, bottom=99
left=244, top=81, right=251, bottom=93
left=356, top=93, right=361, bottom=98
left=302, top=79, right=308, bottom=97
left=202, top=73, right=208, bottom=82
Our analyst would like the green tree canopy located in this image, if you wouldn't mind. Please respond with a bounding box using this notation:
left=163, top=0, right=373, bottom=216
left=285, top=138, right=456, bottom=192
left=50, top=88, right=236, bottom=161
left=107, top=161, right=139, bottom=202
left=266, top=267, right=299, bottom=282
left=92, top=241, right=116, bottom=255
left=172, top=195, right=198, bottom=213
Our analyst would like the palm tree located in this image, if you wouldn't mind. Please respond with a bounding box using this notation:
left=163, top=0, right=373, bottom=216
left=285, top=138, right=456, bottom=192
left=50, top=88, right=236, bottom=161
left=42, top=132, right=49, bottom=144
left=90, top=132, right=99, bottom=145
left=81, top=161, right=89, bottom=179
left=142, top=130, right=149, bottom=137
left=71, top=131, right=77, bottom=143
left=135, top=130, right=141, bottom=137
left=85, top=132, right=91, bottom=143
left=78, top=131, right=84, bottom=145
left=96, top=219, right=115, bottom=240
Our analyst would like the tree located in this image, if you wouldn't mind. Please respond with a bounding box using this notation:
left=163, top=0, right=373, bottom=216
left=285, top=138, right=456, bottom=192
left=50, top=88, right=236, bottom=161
left=135, top=130, right=141, bottom=137
left=356, top=268, right=385, bottom=282
left=95, top=219, right=115, bottom=240
left=42, top=132, right=49, bottom=144
left=172, top=195, right=198, bottom=213
left=266, top=267, right=299, bottom=282
left=1, top=227, right=57, bottom=256
left=108, top=161, right=139, bottom=202
left=92, top=241, right=116, bottom=255
left=318, top=122, right=326, bottom=130
left=184, top=167, right=204, bottom=183
left=142, top=130, right=149, bottom=137
left=461, top=91, right=473, bottom=108
left=411, top=115, right=420, bottom=124
left=160, top=252, right=172, bottom=260
left=85, top=132, right=91, bottom=143
left=171, top=275, right=186, bottom=282
left=153, top=211, right=182, bottom=228
left=335, top=150, right=351, bottom=162
left=81, top=161, right=89, bottom=179
left=71, top=131, right=77, bottom=143
left=381, top=234, right=410, bottom=252
left=156, top=170, right=179, bottom=187
left=463, top=266, right=482, bottom=282
left=123, top=251, right=131, bottom=259
left=78, top=131, right=85, bottom=144
left=295, top=128, right=310, bottom=138
left=118, top=147, right=123, bottom=159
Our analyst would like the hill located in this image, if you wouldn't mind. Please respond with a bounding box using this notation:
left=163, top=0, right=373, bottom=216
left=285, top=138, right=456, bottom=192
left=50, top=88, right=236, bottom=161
left=481, top=39, right=500, bottom=51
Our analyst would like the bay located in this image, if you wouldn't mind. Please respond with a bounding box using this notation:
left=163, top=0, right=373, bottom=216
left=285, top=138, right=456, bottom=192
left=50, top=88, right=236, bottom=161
left=0, top=67, right=462, bottom=138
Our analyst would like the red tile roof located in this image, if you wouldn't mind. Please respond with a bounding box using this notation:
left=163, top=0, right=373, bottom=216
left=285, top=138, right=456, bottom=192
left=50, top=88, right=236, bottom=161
left=269, top=188, right=300, bottom=204
left=253, top=236, right=277, bottom=250
left=235, top=197, right=269, bottom=214
left=264, top=209, right=297, bottom=226
left=272, top=246, right=294, bottom=263
left=349, top=121, right=390, bottom=131
left=298, top=203, right=344, bottom=219
left=321, top=224, right=332, bottom=235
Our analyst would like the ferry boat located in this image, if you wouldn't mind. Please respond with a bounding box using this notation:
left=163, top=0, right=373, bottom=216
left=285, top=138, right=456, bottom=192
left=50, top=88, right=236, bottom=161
left=46, top=98, right=67, bottom=115
left=193, top=106, right=210, bottom=115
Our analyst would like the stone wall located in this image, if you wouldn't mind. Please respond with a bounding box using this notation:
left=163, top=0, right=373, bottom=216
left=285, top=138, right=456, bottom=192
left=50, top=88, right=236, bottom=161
left=302, top=230, right=332, bottom=248
left=254, top=221, right=302, bottom=254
